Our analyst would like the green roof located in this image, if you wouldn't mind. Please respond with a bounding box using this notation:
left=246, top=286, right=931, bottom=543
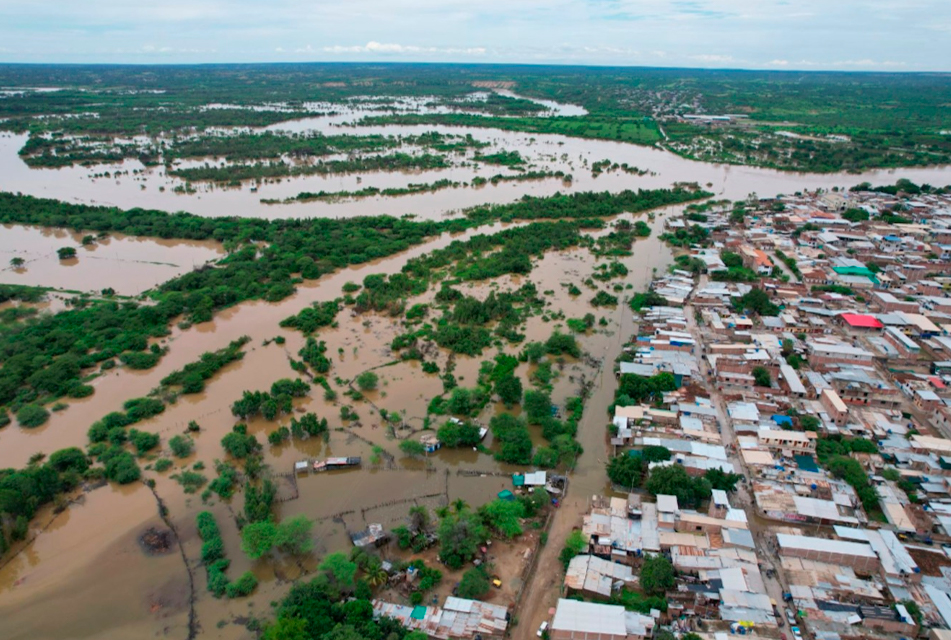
left=411, top=606, right=427, bottom=620
left=832, top=266, right=879, bottom=283
left=512, top=474, right=525, bottom=487
left=498, top=489, right=515, bottom=500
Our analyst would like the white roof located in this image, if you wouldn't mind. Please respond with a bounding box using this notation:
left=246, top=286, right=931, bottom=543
left=552, top=598, right=627, bottom=635
left=728, top=402, right=760, bottom=422
left=776, top=533, right=876, bottom=558
left=793, top=496, right=857, bottom=523
left=719, top=566, right=749, bottom=592
left=523, top=471, right=547, bottom=485
left=656, top=494, right=680, bottom=513
left=779, top=363, right=806, bottom=394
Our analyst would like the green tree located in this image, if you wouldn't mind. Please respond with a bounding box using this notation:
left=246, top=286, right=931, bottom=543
left=436, top=420, right=481, bottom=448
left=263, top=617, right=310, bottom=640
left=705, top=468, right=742, bottom=492
left=129, top=429, right=160, bottom=455
left=320, top=552, right=358, bottom=590
left=641, top=446, right=671, bottom=463
left=438, top=509, right=487, bottom=569
left=169, top=434, right=194, bottom=457
left=523, top=389, right=552, bottom=424
left=10, top=257, right=24, bottom=268
left=276, top=515, right=314, bottom=555
left=494, top=374, right=523, bottom=406
left=457, top=567, right=491, bottom=600
left=479, top=498, right=525, bottom=538
left=56, top=247, right=77, bottom=260
left=355, top=371, right=378, bottom=391
left=640, top=554, right=675, bottom=595
left=607, top=454, right=644, bottom=489
left=752, top=366, right=772, bottom=388
left=559, top=530, right=587, bottom=569
left=241, top=520, right=278, bottom=559
left=733, top=288, right=780, bottom=316
left=399, top=439, right=426, bottom=458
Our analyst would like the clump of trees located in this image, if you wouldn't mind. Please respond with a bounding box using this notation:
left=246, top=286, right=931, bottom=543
left=436, top=420, right=482, bottom=448
left=733, top=288, right=780, bottom=317
left=197, top=511, right=258, bottom=598
left=231, top=378, right=310, bottom=420
left=240, top=515, right=315, bottom=560
left=438, top=505, right=487, bottom=569
left=0, top=447, right=88, bottom=547
left=614, top=371, right=677, bottom=407
left=490, top=414, right=533, bottom=465
left=645, top=465, right=711, bottom=509
left=160, top=337, right=250, bottom=394
left=221, top=424, right=261, bottom=459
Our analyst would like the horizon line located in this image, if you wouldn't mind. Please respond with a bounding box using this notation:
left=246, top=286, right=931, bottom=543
left=0, top=60, right=949, bottom=76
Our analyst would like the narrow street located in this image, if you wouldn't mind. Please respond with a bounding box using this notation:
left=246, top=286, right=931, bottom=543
left=684, top=300, right=792, bottom=634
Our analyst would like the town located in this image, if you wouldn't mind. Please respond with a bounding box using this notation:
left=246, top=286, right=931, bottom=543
left=529, top=182, right=951, bottom=640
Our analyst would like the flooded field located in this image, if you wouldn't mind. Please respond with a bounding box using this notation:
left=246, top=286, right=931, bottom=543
left=2, top=91, right=951, bottom=640
left=0, top=224, right=224, bottom=295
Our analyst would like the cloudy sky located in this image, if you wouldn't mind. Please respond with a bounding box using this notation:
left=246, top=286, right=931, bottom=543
left=1, top=0, right=950, bottom=71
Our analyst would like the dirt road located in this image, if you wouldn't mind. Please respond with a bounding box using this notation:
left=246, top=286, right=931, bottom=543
left=513, top=220, right=673, bottom=640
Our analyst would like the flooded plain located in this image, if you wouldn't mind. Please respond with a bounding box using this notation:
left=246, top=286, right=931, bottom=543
left=2, top=92, right=951, bottom=640
left=2, top=99, right=950, bottom=223
left=0, top=202, right=673, bottom=639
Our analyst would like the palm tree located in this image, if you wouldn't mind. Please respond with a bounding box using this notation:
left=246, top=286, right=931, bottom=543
left=367, top=565, right=388, bottom=588
left=452, top=498, right=468, bottom=514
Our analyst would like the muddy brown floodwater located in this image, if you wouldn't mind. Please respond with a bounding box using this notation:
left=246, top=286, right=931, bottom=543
left=0, top=224, right=224, bottom=295
left=2, top=99, right=951, bottom=640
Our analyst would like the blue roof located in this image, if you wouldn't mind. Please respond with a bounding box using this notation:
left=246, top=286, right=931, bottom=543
left=884, top=235, right=901, bottom=242
left=772, top=415, right=793, bottom=426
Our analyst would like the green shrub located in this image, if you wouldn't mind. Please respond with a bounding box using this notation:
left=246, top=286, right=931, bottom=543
left=129, top=429, right=160, bottom=455
left=16, top=404, right=49, bottom=428
left=225, top=571, right=258, bottom=598
left=68, top=384, right=95, bottom=398
left=169, top=435, right=194, bottom=458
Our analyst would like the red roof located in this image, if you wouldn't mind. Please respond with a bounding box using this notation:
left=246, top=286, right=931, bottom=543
left=840, top=313, right=883, bottom=329
left=929, top=376, right=946, bottom=389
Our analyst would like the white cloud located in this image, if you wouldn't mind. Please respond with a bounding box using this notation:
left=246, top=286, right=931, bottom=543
left=319, top=41, right=486, bottom=56
left=689, top=54, right=734, bottom=63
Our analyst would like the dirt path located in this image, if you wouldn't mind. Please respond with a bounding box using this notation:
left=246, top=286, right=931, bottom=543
left=513, top=217, right=673, bottom=640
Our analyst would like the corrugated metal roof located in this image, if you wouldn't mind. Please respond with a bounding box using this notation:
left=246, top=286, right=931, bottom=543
left=552, top=598, right=627, bottom=635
